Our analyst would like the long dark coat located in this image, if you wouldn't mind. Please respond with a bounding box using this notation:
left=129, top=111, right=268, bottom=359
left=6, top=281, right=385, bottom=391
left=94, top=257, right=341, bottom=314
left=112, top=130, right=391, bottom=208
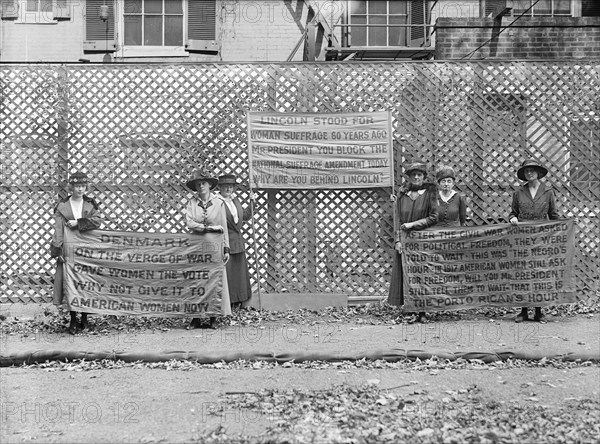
left=51, top=196, right=102, bottom=306
left=388, top=184, right=438, bottom=307
left=222, top=197, right=252, bottom=303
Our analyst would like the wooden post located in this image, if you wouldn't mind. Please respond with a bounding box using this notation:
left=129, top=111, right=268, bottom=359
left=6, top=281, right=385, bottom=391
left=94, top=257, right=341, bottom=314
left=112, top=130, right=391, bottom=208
left=306, top=21, right=316, bottom=61
left=55, top=65, right=70, bottom=201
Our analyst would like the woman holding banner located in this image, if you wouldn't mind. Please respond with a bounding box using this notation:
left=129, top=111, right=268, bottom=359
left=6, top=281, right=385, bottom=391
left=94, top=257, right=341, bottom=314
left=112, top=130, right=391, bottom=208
left=50, top=171, right=103, bottom=335
left=388, top=162, right=438, bottom=322
left=436, top=166, right=467, bottom=227
left=185, top=170, right=231, bottom=329
left=218, top=174, right=252, bottom=310
left=509, top=159, right=560, bottom=324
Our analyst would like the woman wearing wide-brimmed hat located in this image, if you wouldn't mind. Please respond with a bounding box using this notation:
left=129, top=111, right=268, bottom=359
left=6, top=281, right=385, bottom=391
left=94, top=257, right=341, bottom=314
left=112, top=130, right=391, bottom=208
left=509, top=159, right=560, bottom=323
left=388, top=161, right=438, bottom=322
left=50, top=171, right=103, bottom=334
left=218, top=174, right=252, bottom=309
left=185, top=170, right=232, bottom=328
left=435, top=165, right=467, bottom=227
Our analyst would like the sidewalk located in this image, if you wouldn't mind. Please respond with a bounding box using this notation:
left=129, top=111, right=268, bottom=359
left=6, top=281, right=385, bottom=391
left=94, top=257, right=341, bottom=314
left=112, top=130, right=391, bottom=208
left=1, top=303, right=598, bottom=362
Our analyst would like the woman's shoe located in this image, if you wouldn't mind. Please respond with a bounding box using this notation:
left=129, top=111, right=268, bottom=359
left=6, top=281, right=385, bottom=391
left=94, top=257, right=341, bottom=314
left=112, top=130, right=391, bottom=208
left=515, top=308, right=529, bottom=323
left=68, top=317, right=77, bottom=335
left=187, top=318, right=201, bottom=329
left=533, top=308, right=546, bottom=323
left=78, top=313, right=89, bottom=331
left=67, top=311, right=78, bottom=335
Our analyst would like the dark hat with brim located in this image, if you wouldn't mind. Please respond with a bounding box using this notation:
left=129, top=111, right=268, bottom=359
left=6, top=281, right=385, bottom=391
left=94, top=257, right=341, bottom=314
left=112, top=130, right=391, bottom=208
left=405, top=162, right=428, bottom=177
left=218, top=174, right=238, bottom=185
left=186, top=170, right=218, bottom=190
left=69, top=171, right=88, bottom=184
left=517, top=159, right=548, bottom=181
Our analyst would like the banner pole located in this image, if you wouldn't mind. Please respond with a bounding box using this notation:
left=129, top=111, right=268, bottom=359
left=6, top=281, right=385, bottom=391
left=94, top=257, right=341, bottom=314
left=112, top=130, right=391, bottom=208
left=247, top=111, right=262, bottom=311
left=248, top=190, right=262, bottom=311
left=388, top=110, right=397, bottom=306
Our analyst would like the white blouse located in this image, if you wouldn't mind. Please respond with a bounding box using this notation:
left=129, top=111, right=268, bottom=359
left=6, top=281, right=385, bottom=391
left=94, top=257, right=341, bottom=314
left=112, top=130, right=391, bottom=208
left=69, top=197, right=83, bottom=220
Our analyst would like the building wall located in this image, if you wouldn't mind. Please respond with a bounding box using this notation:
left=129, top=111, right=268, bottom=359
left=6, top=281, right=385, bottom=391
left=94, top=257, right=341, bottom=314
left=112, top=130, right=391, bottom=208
left=219, top=0, right=311, bottom=62
left=435, top=17, right=600, bottom=59
left=429, top=0, right=480, bottom=47
left=0, top=0, right=313, bottom=63
left=0, top=2, right=85, bottom=62
left=3, top=1, right=597, bottom=63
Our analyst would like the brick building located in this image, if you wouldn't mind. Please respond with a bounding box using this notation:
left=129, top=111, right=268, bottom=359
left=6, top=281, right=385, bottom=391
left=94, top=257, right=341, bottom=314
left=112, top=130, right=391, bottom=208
left=435, top=1, right=600, bottom=59
left=1, top=1, right=598, bottom=63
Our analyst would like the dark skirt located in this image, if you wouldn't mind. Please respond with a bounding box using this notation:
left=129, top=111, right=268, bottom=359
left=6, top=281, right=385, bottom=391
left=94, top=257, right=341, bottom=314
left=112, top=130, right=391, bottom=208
left=53, top=260, right=65, bottom=306
left=226, top=251, right=252, bottom=303
left=387, top=251, right=404, bottom=306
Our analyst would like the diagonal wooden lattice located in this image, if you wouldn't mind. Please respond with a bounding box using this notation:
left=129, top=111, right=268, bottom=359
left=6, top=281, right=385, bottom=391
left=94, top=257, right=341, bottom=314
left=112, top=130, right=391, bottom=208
left=0, top=62, right=598, bottom=304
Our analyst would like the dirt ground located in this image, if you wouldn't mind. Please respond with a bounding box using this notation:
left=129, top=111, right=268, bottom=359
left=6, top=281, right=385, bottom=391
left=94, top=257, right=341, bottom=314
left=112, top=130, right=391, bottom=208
left=2, top=366, right=599, bottom=443
left=1, top=304, right=599, bottom=443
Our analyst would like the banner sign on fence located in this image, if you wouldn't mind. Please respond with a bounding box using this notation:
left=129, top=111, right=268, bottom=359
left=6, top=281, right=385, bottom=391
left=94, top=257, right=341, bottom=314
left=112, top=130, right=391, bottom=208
left=247, top=111, right=393, bottom=189
left=402, top=220, right=576, bottom=312
left=62, top=229, right=223, bottom=317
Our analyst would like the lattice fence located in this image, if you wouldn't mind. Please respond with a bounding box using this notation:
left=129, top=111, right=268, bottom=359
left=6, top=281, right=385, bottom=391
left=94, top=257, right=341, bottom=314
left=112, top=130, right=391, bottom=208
left=1, top=62, right=598, bottom=304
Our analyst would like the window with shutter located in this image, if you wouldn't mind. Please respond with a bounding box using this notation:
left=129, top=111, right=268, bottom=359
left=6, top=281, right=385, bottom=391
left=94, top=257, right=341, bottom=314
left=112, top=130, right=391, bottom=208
left=116, top=1, right=218, bottom=57
left=84, top=0, right=116, bottom=52
left=186, top=0, right=218, bottom=52
left=347, top=1, right=429, bottom=48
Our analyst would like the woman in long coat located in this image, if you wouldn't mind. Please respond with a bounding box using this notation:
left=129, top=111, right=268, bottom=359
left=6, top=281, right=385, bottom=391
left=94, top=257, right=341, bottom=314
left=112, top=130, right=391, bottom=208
left=388, top=162, right=438, bottom=322
left=218, top=174, right=252, bottom=308
left=50, top=172, right=103, bottom=334
left=185, top=170, right=231, bottom=328
left=509, top=159, right=559, bottom=323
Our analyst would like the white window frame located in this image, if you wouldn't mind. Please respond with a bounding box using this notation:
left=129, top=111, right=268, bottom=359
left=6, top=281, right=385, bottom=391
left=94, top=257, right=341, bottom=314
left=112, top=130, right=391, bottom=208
left=15, top=0, right=57, bottom=24
left=510, top=0, right=575, bottom=17
left=347, top=0, right=410, bottom=47
left=116, top=0, right=188, bottom=58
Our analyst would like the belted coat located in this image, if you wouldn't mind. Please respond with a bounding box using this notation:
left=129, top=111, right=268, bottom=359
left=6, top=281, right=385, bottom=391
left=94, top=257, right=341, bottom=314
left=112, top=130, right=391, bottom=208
left=51, top=196, right=103, bottom=306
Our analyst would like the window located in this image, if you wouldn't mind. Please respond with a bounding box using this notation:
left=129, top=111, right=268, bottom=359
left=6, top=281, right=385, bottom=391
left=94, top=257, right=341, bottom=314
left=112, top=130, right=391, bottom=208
left=22, top=0, right=52, bottom=22
left=347, top=0, right=429, bottom=47
left=124, top=0, right=183, bottom=46
left=84, top=0, right=219, bottom=55
left=512, top=0, right=572, bottom=17
left=6, top=0, right=70, bottom=23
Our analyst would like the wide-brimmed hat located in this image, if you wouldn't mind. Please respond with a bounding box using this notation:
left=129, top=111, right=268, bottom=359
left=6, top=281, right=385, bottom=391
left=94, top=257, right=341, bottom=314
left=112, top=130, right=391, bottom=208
left=218, top=174, right=238, bottom=186
left=436, top=166, right=456, bottom=182
left=69, top=171, right=88, bottom=185
left=405, top=162, right=428, bottom=177
left=517, top=159, right=548, bottom=181
left=186, top=170, right=218, bottom=190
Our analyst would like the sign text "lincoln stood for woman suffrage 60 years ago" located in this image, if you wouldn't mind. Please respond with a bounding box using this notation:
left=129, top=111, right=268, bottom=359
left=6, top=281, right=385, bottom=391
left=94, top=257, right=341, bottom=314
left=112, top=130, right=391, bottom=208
left=247, top=111, right=394, bottom=189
